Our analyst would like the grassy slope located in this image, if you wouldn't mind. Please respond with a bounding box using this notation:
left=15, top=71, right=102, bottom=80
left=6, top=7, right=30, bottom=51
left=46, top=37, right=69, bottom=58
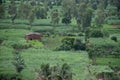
left=0, top=46, right=16, bottom=75
left=96, top=57, right=120, bottom=68
left=21, top=49, right=89, bottom=80
left=0, top=17, right=120, bottom=80
left=0, top=27, right=90, bottom=80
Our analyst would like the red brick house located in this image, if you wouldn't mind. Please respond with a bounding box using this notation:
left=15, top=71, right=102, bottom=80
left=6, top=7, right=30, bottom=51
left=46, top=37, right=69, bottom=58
left=25, top=32, right=41, bottom=41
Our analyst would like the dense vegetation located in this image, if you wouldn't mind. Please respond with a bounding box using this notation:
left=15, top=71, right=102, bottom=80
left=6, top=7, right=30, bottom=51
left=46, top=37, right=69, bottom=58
left=0, top=0, right=120, bottom=80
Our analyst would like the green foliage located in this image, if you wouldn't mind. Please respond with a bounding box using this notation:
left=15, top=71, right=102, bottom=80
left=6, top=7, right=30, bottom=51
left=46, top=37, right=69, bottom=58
left=96, top=58, right=120, bottom=68
left=28, top=9, right=35, bottom=26
left=88, top=38, right=120, bottom=57
left=111, top=36, right=118, bottom=42
left=62, top=0, right=75, bottom=19
left=36, top=6, right=47, bottom=19
left=90, top=29, right=109, bottom=38
left=18, top=1, right=32, bottom=19
left=0, top=23, right=30, bottom=29
left=0, top=46, right=16, bottom=78
left=31, top=26, right=53, bottom=32
left=8, top=0, right=17, bottom=24
left=56, top=37, right=86, bottom=51
left=0, top=4, right=5, bottom=18
left=56, top=37, right=75, bottom=50
left=93, top=9, right=105, bottom=28
left=2, top=39, right=30, bottom=48
left=105, top=16, right=120, bottom=25
left=36, top=63, right=72, bottom=80
left=12, top=51, right=25, bottom=73
left=62, top=17, right=71, bottom=25
left=20, top=48, right=88, bottom=80
left=0, top=29, right=30, bottom=40
left=107, top=20, right=120, bottom=25
left=73, top=38, right=86, bottom=50
left=77, top=2, right=93, bottom=31
left=90, top=29, right=102, bottom=37
left=51, top=9, right=60, bottom=26
left=106, top=5, right=117, bottom=16
left=28, top=40, right=44, bottom=48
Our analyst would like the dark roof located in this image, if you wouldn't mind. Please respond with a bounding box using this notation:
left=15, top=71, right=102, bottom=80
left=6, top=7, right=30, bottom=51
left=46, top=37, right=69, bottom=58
left=26, top=32, right=40, bottom=36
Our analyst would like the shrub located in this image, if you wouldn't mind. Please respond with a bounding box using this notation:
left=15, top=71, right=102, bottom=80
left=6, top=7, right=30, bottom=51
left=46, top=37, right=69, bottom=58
left=0, top=74, right=20, bottom=80
left=56, top=37, right=75, bottom=50
left=103, top=30, right=109, bottom=37
left=90, top=29, right=109, bottom=38
left=111, top=36, right=117, bottom=42
left=90, top=29, right=103, bottom=38
left=73, top=39, right=86, bottom=50
left=88, top=38, right=120, bottom=57
left=56, top=37, right=86, bottom=51
left=62, top=17, right=71, bottom=24
left=28, top=40, right=44, bottom=48
left=78, top=32, right=84, bottom=36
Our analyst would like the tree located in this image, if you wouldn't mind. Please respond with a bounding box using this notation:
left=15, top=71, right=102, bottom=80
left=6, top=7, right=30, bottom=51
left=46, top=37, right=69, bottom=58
left=94, top=9, right=105, bottom=28
left=77, top=2, right=87, bottom=31
left=87, top=45, right=98, bottom=65
left=51, top=9, right=60, bottom=26
left=0, top=4, right=5, bottom=18
left=36, top=6, right=47, bottom=19
left=28, top=9, right=35, bottom=28
left=0, top=0, right=2, bottom=5
left=77, top=2, right=93, bottom=42
left=8, top=0, right=17, bottom=24
left=18, top=1, right=32, bottom=19
left=61, top=0, right=76, bottom=24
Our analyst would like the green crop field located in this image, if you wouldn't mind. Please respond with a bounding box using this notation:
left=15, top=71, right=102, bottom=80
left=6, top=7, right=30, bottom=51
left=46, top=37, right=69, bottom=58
left=0, top=0, right=120, bottom=80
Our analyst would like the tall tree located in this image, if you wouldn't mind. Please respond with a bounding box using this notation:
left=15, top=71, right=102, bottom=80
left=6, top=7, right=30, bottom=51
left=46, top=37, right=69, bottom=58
left=94, top=1, right=105, bottom=28
left=62, top=0, right=76, bottom=23
left=28, top=9, right=35, bottom=29
left=18, top=1, right=32, bottom=19
left=51, top=9, right=60, bottom=26
left=0, top=3, right=5, bottom=18
left=8, top=0, right=17, bottom=24
left=77, top=2, right=93, bottom=31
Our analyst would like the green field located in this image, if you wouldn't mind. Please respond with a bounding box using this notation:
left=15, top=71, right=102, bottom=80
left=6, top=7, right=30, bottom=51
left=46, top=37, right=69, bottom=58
left=0, top=0, right=120, bottom=80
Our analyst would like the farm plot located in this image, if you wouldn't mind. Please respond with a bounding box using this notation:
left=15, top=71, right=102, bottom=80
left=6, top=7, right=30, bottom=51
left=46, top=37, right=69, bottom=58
left=20, top=49, right=89, bottom=80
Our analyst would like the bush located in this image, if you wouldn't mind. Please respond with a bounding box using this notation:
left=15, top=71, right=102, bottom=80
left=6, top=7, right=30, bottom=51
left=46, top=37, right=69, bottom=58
left=90, top=29, right=109, bottom=38
left=111, top=36, right=117, bottom=42
left=73, top=39, right=86, bottom=50
left=103, top=30, right=109, bottom=37
left=28, top=40, right=44, bottom=48
left=90, top=29, right=103, bottom=38
left=56, top=37, right=75, bottom=50
left=88, top=38, right=120, bottom=57
left=56, top=37, right=86, bottom=51
left=62, top=17, right=71, bottom=24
